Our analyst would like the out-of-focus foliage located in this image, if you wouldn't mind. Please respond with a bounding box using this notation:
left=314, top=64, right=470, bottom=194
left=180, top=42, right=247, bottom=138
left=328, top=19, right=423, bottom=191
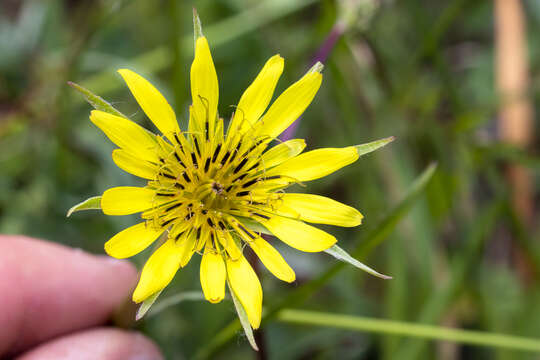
left=1, top=0, right=540, bottom=359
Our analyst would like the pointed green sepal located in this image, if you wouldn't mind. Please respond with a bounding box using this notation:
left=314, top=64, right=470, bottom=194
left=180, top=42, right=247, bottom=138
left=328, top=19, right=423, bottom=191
left=136, top=290, right=163, bottom=321
left=236, top=216, right=272, bottom=235
left=227, top=280, right=259, bottom=351
left=355, top=136, right=395, bottom=157
left=308, top=61, right=324, bottom=74
left=67, top=82, right=126, bottom=117
left=324, top=244, right=392, bottom=280
left=66, top=196, right=102, bottom=217
left=193, top=8, right=204, bottom=45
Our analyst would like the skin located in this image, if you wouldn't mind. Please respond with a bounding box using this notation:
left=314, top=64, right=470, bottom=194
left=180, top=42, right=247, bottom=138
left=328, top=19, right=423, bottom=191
left=0, top=235, right=163, bottom=360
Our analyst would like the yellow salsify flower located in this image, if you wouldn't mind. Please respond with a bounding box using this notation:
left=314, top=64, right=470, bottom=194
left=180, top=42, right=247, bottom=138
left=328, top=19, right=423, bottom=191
left=82, top=14, right=380, bottom=330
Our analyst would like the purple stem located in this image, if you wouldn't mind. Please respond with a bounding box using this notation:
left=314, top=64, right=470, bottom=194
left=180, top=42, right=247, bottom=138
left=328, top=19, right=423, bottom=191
left=280, top=22, right=346, bottom=141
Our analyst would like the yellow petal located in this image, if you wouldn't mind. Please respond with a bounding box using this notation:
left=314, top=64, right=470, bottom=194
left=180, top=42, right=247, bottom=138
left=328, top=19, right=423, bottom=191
left=230, top=55, right=284, bottom=134
left=200, top=248, right=226, bottom=303
left=255, top=69, right=322, bottom=139
left=265, top=146, right=359, bottom=182
left=278, top=193, right=363, bottom=227
left=90, top=110, right=159, bottom=163
left=104, top=222, right=163, bottom=259
left=260, top=139, right=306, bottom=170
left=261, top=216, right=336, bottom=252
left=178, top=231, right=197, bottom=267
left=132, top=239, right=182, bottom=303
left=117, top=69, right=180, bottom=139
left=190, top=36, right=219, bottom=136
left=248, top=237, right=295, bottom=282
left=112, top=149, right=158, bottom=179
left=226, top=255, right=263, bottom=329
left=101, top=186, right=157, bottom=215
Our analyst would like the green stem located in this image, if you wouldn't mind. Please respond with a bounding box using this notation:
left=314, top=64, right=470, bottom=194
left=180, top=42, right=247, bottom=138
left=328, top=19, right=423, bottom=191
left=277, top=309, right=540, bottom=353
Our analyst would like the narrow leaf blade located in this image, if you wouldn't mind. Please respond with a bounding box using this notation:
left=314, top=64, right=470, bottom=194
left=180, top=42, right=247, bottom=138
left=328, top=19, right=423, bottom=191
left=227, top=281, right=259, bottom=351
left=66, top=196, right=102, bottom=217
left=68, top=81, right=126, bottom=117
left=355, top=136, right=395, bottom=157
left=325, top=244, right=392, bottom=279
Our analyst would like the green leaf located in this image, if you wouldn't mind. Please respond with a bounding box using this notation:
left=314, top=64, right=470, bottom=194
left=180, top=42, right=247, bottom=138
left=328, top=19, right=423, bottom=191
left=227, top=281, right=259, bottom=351
left=136, top=290, right=163, bottom=321
left=277, top=309, right=540, bottom=353
left=67, top=81, right=126, bottom=117
left=66, top=196, right=102, bottom=217
left=324, top=244, right=392, bottom=280
left=355, top=136, right=395, bottom=157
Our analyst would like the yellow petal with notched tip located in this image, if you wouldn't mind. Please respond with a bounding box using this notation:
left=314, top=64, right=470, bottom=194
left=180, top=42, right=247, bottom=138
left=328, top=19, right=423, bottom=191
left=104, top=222, right=163, bottom=259
left=278, top=193, right=363, bottom=227
left=90, top=110, right=159, bottom=163
left=101, top=186, right=158, bottom=215
left=261, top=216, right=336, bottom=252
left=200, top=247, right=226, bottom=303
left=255, top=70, right=322, bottom=139
left=265, top=146, right=358, bottom=182
left=248, top=236, right=295, bottom=282
left=132, top=239, right=182, bottom=303
left=226, top=255, right=263, bottom=329
left=112, top=149, right=158, bottom=179
left=117, top=69, right=180, bottom=139
left=190, top=36, right=219, bottom=136
left=260, top=139, right=306, bottom=170
left=230, top=55, right=284, bottom=134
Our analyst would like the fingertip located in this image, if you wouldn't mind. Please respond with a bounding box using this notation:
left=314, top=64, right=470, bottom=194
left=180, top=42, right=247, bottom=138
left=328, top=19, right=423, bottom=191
left=17, top=328, right=163, bottom=360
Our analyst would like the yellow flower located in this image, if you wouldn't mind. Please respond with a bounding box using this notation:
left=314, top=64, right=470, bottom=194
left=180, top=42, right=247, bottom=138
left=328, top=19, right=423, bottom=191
left=88, top=16, right=364, bottom=329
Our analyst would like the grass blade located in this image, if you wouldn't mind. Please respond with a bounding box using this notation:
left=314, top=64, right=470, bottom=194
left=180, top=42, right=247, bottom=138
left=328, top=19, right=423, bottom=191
left=277, top=309, right=540, bottom=353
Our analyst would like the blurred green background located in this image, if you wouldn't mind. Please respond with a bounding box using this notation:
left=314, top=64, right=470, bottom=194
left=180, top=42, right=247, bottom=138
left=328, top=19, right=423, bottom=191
left=2, top=0, right=540, bottom=359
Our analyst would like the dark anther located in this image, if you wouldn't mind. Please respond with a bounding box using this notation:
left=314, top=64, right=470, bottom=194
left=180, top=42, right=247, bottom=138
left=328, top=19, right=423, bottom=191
left=236, top=191, right=250, bottom=197
left=174, top=133, right=181, bottom=145
left=175, top=232, right=183, bottom=240
left=225, top=185, right=233, bottom=192
left=233, top=158, right=248, bottom=174
left=204, top=158, right=210, bottom=172
left=182, top=172, right=191, bottom=183
left=205, top=121, right=209, bottom=141
left=238, top=224, right=255, bottom=239
left=194, top=138, right=201, bottom=157
left=247, top=162, right=260, bottom=171
left=234, top=173, right=248, bottom=182
left=165, top=203, right=182, bottom=212
left=196, top=227, right=201, bottom=239
left=174, top=183, right=185, bottom=190
left=174, top=151, right=182, bottom=163
left=242, top=178, right=258, bottom=188
left=161, top=218, right=174, bottom=227
left=202, top=209, right=208, bottom=215
left=212, top=144, right=222, bottom=162
left=191, top=153, right=198, bottom=168
left=218, top=221, right=226, bottom=230
left=265, top=175, right=281, bottom=180
left=253, top=212, right=270, bottom=220
left=161, top=172, right=176, bottom=180
left=157, top=192, right=175, bottom=197
left=221, top=151, right=230, bottom=165
left=207, top=218, right=215, bottom=227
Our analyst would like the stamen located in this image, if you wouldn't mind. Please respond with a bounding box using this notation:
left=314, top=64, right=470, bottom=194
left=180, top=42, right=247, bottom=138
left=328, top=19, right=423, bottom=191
left=233, top=158, right=248, bottom=174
